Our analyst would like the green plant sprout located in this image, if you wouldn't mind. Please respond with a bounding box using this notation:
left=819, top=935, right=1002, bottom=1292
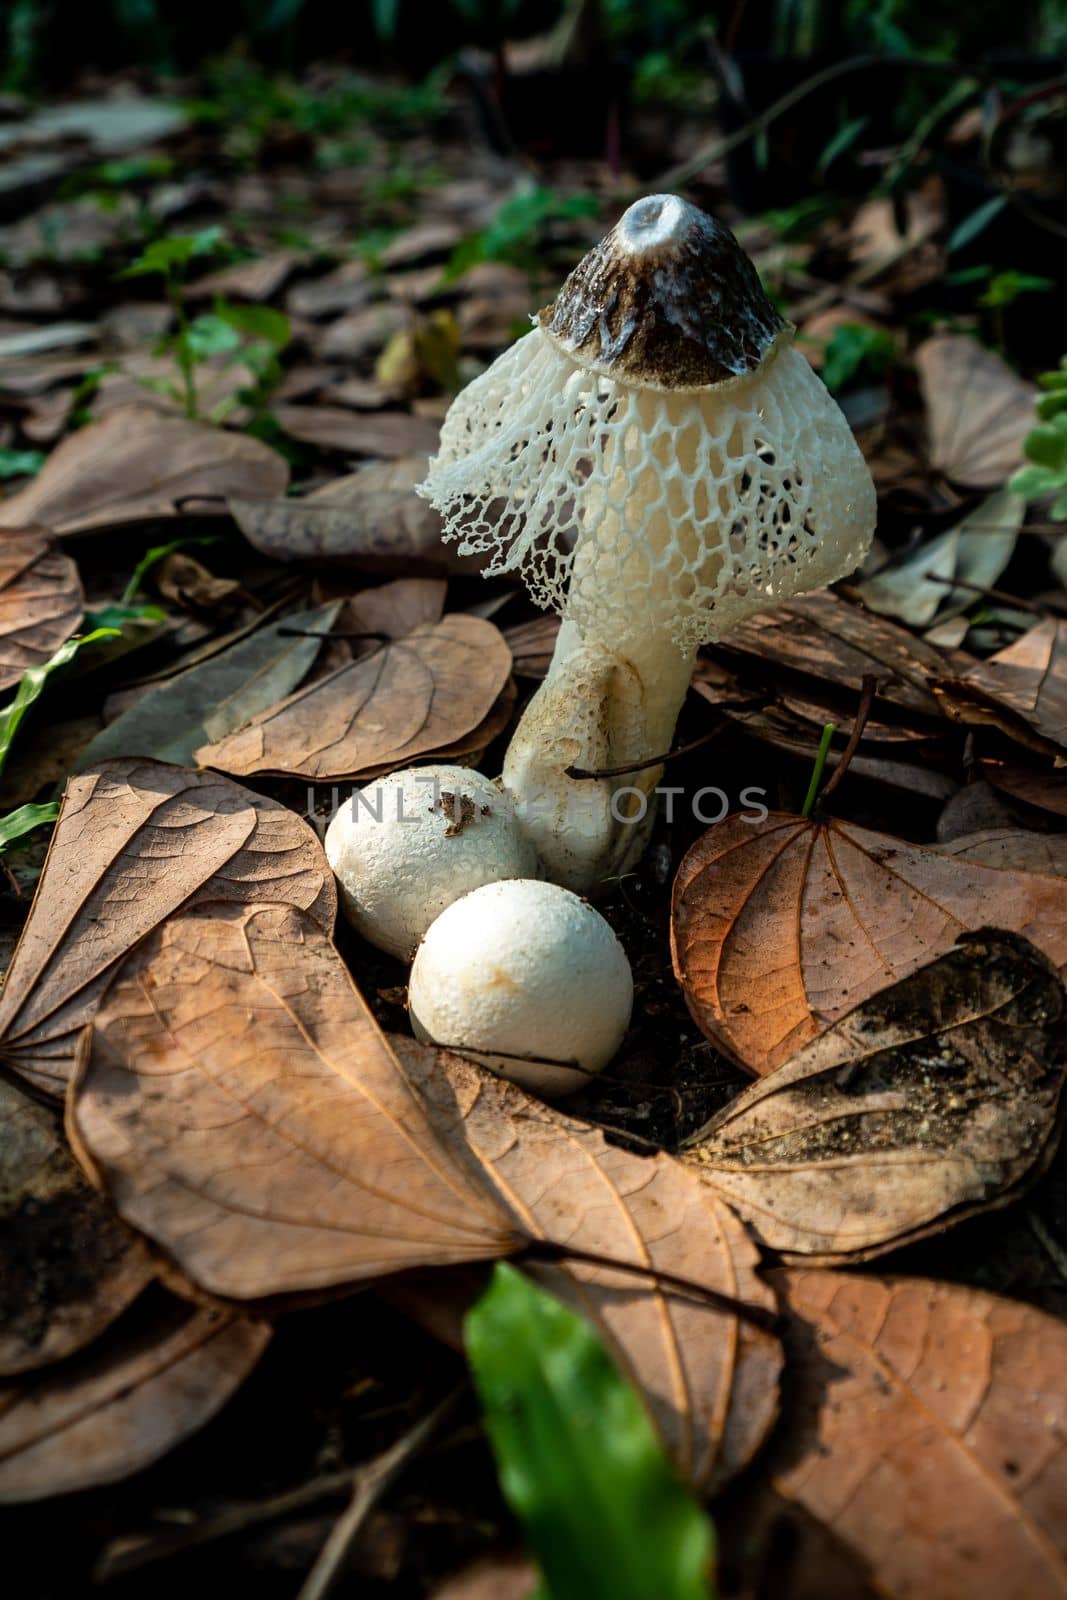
left=0, top=449, right=45, bottom=480
left=443, top=188, right=599, bottom=284
left=946, top=265, right=1055, bottom=355
left=813, top=323, right=896, bottom=393
left=466, top=1265, right=716, bottom=1600
left=118, top=232, right=291, bottom=424
left=1010, top=356, right=1067, bottom=521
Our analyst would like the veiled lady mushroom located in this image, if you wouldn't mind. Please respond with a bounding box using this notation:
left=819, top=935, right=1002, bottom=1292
left=420, top=194, right=876, bottom=891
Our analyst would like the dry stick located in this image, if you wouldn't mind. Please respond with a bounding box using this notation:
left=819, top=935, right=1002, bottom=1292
left=527, top=1240, right=782, bottom=1335
left=922, top=573, right=1053, bottom=618
left=817, top=673, right=880, bottom=808
left=296, top=1387, right=464, bottom=1600
left=97, top=1464, right=381, bottom=1582
left=565, top=721, right=726, bottom=781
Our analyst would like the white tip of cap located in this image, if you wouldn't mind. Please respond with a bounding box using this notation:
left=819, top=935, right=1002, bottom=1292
left=616, top=194, right=696, bottom=254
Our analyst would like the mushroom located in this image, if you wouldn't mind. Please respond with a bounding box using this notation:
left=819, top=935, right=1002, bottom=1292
left=420, top=194, right=877, bottom=891
left=325, top=763, right=539, bottom=959
left=408, top=878, right=633, bottom=1097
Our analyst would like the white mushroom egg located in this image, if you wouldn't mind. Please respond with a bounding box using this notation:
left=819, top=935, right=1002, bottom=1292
left=325, top=764, right=539, bottom=959
left=408, top=878, right=633, bottom=1096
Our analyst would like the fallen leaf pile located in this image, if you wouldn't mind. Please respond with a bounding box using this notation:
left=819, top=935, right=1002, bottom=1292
left=2, top=68, right=1067, bottom=1598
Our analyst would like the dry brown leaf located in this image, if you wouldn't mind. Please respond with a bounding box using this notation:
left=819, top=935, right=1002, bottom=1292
left=0, top=1298, right=270, bottom=1502
left=917, top=334, right=1038, bottom=489
left=0, top=1076, right=153, bottom=1376
left=981, top=761, right=1067, bottom=819
left=70, top=902, right=521, bottom=1297
left=0, top=528, right=82, bottom=690
left=755, top=1269, right=1067, bottom=1600
left=397, top=1040, right=782, bottom=1494
left=273, top=404, right=440, bottom=458
left=936, top=618, right=1067, bottom=755
left=229, top=456, right=480, bottom=575
left=942, top=828, right=1067, bottom=875
left=671, top=811, right=1067, bottom=1076
left=682, top=931, right=1067, bottom=1262
left=70, top=897, right=780, bottom=1492
left=341, top=574, right=446, bottom=636
left=716, top=592, right=955, bottom=722
left=184, top=250, right=301, bottom=302
left=195, top=612, right=511, bottom=781
left=502, top=615, right=561, bottom=678
left=0, top=405, right=289, bottom=535
left=0, top=757, right=336, bottom=1097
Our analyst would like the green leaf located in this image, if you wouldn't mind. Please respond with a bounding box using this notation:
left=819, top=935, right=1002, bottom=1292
left=0, top=630, right=119, bottom=778
left=0, top=800, right=59, bottom=854
left=465, top=1265, right=716, bottom=1600
left=1008, top=463, right=1061, bottom=500
left=0, top=448, right=45, bottom=479
left=947, top=195, right=1008, bottom=255
left=1051, top=492, right=1067, bottom=521
left=214, top=300, right=292, bottom=350
left=820, top=323, right=895, bottom=393
left=119, top=227, right=225, bottom=280
left=1024, top=415, right=1067, bottom=472
left=186, top=313, right=243, bottom=360
left=817, top=114, right=869, bottom=175
left=1036, top=391, right=1067, bottom=422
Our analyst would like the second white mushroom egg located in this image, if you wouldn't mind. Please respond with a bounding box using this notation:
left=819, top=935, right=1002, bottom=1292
left=408, top=878, right=633, bottom=1097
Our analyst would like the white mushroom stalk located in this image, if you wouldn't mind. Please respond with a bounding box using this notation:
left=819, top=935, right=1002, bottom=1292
left=420, top=194, right=877, bottom=892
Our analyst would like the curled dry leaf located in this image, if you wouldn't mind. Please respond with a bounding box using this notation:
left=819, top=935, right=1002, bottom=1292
left=0, top=1298, right=270, bottom=1503
left=671, top=811, right=1067, bottom=1077
left=0, top=758, right=336, bottom=1098
left=69, top=899, right=780, bottom=1493
left=916, top=335, right=1038, bottom=490
left=682, top=931, right=1067, bottom=1263
left=753, top=1269, right=1067, bottom=1600
left=0, top=529, right=83, bottom=692
left=0, top=1076, right=153, bottom=1376
left=0, top=404, right=289, bottom=535
left=936, top=618, right=1067, bottom=756
left=397, top=1038, right=782, bottom=1495
left=70, top=902, right=521, bottom=1297
left=195, top=613, right=512, bottom=781
left=230, top=456, right=481, bottom=575
left=715, top=592, right=954, bottom=723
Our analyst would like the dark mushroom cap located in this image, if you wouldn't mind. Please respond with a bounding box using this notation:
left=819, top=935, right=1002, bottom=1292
left=539, top=193, right=789, bottom=391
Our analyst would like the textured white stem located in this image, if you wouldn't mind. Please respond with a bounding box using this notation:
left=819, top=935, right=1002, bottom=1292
left=503, top=620, right=696, bottom=893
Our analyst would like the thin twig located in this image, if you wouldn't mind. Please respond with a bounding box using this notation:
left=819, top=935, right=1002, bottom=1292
left=565, top=723, right=725, bottom=781
left=528, top=1241, right=781, bottom=1334
left=297, top=1388, right=464, bottom=1600
left=922, top=573, right=1052, bottom=617
left=97, top=1465, right=376, bottom=1582
left=818, top=674, right=879, bottom=806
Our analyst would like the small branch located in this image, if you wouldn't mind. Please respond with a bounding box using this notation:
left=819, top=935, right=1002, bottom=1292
left=297, top=1388, right=463, bottom=1600
left=818, top=674, right=879, bottom=806
left=922, top=573, right=1053, bottom=617
left=527, top=1240, right=781, bottom=1335
left=565, top=723, right=725, bottom=781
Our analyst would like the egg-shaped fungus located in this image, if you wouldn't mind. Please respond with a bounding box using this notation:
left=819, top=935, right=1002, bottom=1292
left=408, top=878, right=633, bottom=1097
left=420, top=194, right=877, bottom=892
left=325, top=764, right=539, bottom=959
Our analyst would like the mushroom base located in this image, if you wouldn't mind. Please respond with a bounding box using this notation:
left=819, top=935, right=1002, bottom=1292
left=503, top=622, right=693, bottom=893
